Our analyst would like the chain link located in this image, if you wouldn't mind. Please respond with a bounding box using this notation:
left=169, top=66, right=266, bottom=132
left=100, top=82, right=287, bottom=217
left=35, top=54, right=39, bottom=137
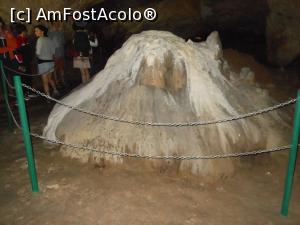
left=1, top=59, right=295, bottom=160
left=6, top=98, right=21, bottom=129
left=30, top=133, right=290, bottom=160
left=22, top=83, right=296, bottom=127
left=3, top=64, right=54, bottom=77
left=5, top=91, right=291, bottom=160
left=1, top=64, right=15, bottom=89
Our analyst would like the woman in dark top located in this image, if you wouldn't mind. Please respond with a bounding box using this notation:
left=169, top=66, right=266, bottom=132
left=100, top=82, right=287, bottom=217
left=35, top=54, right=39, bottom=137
left=73, top=22, right=91, bottom=83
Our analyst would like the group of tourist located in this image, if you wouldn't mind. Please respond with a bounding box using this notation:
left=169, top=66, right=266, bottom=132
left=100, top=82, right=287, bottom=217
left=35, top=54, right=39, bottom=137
left=0, top=16, right=100, bottom=101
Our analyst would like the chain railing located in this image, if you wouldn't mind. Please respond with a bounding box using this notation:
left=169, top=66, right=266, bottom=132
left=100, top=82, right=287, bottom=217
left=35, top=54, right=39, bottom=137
left=1, top=57, right=298, bottom=215
left=22, top=83, right=296, bottom=127
left=30, top=132, right=290, bottom=160
left=3, top=89, right=291, bottom=160
left=0, top=69, right=294, bottom=160
left=3, top=64, right=54, bottom=77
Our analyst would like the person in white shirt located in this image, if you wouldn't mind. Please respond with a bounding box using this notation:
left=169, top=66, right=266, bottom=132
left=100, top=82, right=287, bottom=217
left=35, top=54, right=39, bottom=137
left=35, top=25, right=59, bottom=97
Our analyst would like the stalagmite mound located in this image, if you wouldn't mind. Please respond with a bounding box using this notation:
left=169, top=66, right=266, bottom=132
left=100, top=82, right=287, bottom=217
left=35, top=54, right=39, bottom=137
left=43, top=30, right=291, bottom=178
left=223, top=49, right=274, bottom=86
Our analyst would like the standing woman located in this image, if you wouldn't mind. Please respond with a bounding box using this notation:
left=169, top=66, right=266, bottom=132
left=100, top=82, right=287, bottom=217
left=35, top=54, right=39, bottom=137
left=73, top=22, right=91, bottom=83
left=34, top=25, right=59, bottom=97
left=15, top=24, right=32, bottom=89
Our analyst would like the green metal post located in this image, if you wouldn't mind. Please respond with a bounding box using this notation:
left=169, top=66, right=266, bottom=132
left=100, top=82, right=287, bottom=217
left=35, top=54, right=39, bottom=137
left=13, top=75, right=39, bottom=192
left=281, top=90, right=300, bottom=216
left=0, top=60, right=13, bottom=131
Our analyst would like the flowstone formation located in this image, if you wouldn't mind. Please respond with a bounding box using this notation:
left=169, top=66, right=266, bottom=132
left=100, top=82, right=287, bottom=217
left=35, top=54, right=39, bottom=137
left=44, top=30, right=291, bottom=178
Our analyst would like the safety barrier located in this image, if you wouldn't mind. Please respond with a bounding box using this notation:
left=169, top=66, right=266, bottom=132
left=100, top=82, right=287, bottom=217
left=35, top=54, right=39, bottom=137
left=0, top=60, right=298, bottom=217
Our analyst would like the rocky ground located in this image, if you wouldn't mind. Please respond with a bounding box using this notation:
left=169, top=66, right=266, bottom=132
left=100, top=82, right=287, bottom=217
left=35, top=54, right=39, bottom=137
left=0, top=121, right=300, bottom=225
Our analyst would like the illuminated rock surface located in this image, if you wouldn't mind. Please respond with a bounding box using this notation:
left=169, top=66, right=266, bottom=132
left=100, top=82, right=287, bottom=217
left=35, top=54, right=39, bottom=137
left=44, top=30, right=291, bottom=178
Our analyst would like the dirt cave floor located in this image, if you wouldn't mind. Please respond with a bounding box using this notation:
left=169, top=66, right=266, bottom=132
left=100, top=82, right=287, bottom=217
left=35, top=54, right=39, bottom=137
left=1, top=118, right=300, bottom=225
left=1, top=60, right=300, bottom=224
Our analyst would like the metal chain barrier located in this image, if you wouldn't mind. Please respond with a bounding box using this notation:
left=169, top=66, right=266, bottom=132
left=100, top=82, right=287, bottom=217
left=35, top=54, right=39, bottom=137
left=30, top=132, right=290, bottom=160
left=3, top=64, right=54, bottom=77
left=1, top=69, right=294, bottom=160
left=22, top=83, right=296, bottom=127
left=3, top=61, right=297, bottom=212
left=3, top=88, right=291, bottom=160
left=1, top=63, right=15, bottom=89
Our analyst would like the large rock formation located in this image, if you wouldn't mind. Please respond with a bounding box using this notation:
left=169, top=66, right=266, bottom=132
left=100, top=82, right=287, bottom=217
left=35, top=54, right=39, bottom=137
left=43, top=30, right=291, bottom=178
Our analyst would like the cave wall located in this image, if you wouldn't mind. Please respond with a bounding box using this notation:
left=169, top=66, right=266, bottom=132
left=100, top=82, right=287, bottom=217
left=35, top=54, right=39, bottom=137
left=96, top=0, right=299, bottom=66
left=199, top=0, right=269, bottom=63
left=95, top=0, right=202, bottom=55
left=200, top=0, right=268, bottom=36
left=91, top=0, right=268, bottom=59
left=267, top=0, right=300, bottom=66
